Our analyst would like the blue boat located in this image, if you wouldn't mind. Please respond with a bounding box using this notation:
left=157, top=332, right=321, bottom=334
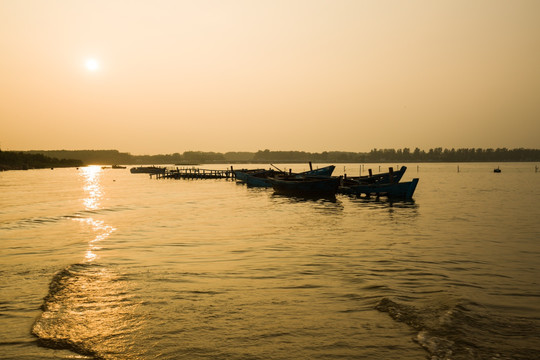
left=300, top=165, right=336, bottom=177
left=245, top=170, right=279, bottom=187
left=339, top=178, right=419, bottom=199
left=233, top=168, right=266, bottom=182
left=343, top=166, right=407, bottom=186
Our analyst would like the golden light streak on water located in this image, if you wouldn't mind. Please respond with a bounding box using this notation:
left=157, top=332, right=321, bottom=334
left=81, top=166, right=103, bottom=210
left=31, top=166, right=136, bottom=358
left=78, top=165, right=116, bottom=262
left=72, top=217, right=116, bottom=262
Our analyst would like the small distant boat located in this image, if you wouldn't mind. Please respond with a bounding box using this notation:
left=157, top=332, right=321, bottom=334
left=130, top=166, right=166, bottom=174
left=269, top=176, right=341, bottom=197
left=494, top=167, right=501, bottom=173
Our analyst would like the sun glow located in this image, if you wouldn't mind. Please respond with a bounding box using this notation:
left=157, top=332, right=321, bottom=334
left=85, top=58, right=100, bottom=71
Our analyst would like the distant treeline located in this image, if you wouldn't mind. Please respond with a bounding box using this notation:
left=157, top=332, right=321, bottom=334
left=251, top=148, right=540, bottom=163
left=0, top=150, right=83, bottom=171
left=23, top=148, right=540, bottom=165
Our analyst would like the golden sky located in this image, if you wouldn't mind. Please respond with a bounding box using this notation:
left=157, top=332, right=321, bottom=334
left=1, top=0, right=539, bottom=154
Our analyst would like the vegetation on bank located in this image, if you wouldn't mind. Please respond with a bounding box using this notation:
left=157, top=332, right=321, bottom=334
left=21, top=148, right=540, bottom=166
left=0, top=150, right=83, bottom=171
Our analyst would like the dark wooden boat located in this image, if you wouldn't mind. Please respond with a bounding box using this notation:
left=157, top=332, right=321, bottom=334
left=240, top=165, right=336, bottom=188
left=269, top=175, right=341, bottom=196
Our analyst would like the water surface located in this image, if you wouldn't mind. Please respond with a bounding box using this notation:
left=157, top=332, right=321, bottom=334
left=1, top=163, right=539, bottom=359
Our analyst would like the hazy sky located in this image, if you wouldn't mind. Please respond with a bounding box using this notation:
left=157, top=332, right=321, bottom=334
left=1, top=0, right=539, bottom=154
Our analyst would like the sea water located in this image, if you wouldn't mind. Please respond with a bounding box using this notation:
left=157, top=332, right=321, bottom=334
left=1, top=163, right=539, bottom=359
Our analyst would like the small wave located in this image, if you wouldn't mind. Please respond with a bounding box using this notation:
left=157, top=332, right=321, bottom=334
left=2, top=206, right=131, bottom=230
left=1, top=215, right=68, bottom=230
left=32, top=263, right=142, bottom=360
left=376, top=297, right=540, bottom=360
left=33, top=336, right=104, bottom=360
left=74, top=206, right=132, bottom=217
left=277, top=284, right=323, bottom=289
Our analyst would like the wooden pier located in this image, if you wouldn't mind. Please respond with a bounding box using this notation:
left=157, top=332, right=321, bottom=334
left=151, top=167, right=234, bottom=180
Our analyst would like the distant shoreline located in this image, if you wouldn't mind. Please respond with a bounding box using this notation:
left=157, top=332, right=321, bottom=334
left=0, top=150, right=82, bottom=171
left=1, top=148, right=539, bottom=170
left=20, top=148, right=540, bottom=165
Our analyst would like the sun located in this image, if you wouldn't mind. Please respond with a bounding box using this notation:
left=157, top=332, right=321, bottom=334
left=85, top=58, right=100, bottom=71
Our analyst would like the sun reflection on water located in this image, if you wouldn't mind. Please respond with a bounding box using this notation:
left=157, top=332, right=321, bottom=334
left=78, top=166, right=115, bottom=262
left=81, top=166, right=103, bottom=210
left=72, top=217, right=116, bottom=262
left=32, top=167, right=134, bottom=359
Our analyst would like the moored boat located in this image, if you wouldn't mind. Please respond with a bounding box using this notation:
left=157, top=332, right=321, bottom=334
left=233, top=168, right=266, bottom=182
left=269, top=175, right=341, bottom=197
left=339, top=178, right=419, bottom=199
left=239, top=165, right=336, bottom=188
left=301, top=165, right=336, bottom=177
left=245, top=169, right=280, bottom=187
left=343, top=166, right=407, bottom=186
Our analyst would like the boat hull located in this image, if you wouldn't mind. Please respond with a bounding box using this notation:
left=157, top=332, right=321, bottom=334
left=245, top=174, right=273, bottom=187
left=343, top=166, right=407, bottom=186
left=239, top=165, right=336, bottom=188
left=233, top=169, right=266, bottom=182
left=270, top=176, right=341, bottom=196
left=339, top=178, right=419, bottom=199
